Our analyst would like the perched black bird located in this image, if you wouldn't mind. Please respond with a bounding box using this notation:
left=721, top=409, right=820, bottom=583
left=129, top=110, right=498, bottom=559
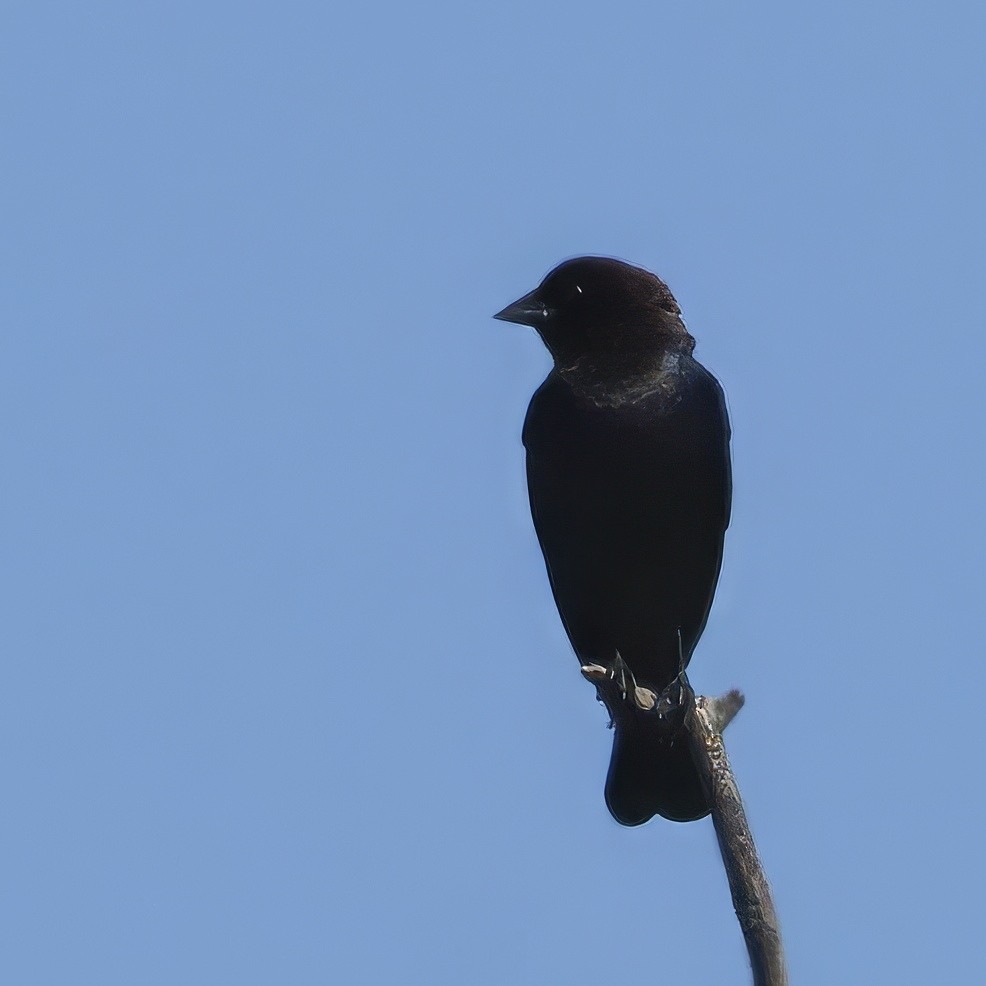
left=495, top=257, right=731, bottom=825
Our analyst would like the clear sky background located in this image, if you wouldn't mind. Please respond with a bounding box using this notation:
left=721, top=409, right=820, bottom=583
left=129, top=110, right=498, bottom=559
left=3, top=2, right=984, bottom=983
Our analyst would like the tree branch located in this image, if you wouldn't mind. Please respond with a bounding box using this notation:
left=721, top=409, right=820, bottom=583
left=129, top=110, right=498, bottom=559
left=686, top=691, right=787, bottom=986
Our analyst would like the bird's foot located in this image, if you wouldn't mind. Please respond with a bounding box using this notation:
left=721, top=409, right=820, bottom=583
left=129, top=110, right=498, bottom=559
left=581, top=652, right=637, bottom=701
left=580, top=652, right=667, bottom=713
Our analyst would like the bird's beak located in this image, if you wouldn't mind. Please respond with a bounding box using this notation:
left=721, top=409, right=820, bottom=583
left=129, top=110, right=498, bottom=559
left=493, top=289, right=549, bottom=326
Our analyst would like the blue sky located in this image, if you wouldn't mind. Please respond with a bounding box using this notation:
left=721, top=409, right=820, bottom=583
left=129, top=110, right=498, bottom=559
left=3, top=2, right=984, bottom=982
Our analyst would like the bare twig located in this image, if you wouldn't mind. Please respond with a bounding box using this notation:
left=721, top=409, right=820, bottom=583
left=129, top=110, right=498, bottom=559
left=687, top=691, right=787, bottom=986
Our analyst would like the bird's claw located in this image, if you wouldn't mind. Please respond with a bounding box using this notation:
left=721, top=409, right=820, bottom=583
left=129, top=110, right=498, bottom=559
left=581, top=652, right=667, bottom=713
left=580, top=663, right=609, bottom=681
left=581, top=653, right=637, bottom=701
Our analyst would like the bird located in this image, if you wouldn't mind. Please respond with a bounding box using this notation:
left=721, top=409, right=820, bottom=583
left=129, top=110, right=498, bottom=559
left=495, top=256, right=731, bottom=825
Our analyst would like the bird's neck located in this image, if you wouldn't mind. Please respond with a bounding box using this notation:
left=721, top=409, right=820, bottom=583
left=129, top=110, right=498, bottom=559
left=557, top=345, right=692, bottom=408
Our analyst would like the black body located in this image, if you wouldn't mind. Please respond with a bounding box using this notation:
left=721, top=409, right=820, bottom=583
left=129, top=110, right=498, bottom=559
left=496, top=257, right=731, bottom=825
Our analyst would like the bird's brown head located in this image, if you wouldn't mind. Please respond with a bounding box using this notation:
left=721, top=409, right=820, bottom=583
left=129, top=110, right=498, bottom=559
left=494, top=257, right=695, bottom=375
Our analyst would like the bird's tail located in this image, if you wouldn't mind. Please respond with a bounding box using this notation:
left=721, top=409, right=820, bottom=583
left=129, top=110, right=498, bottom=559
left=604, top=718, right=709, bottom=825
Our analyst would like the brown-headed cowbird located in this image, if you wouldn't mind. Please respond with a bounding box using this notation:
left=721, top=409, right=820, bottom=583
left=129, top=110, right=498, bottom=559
left=495, top=257, right=731, bottom=825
